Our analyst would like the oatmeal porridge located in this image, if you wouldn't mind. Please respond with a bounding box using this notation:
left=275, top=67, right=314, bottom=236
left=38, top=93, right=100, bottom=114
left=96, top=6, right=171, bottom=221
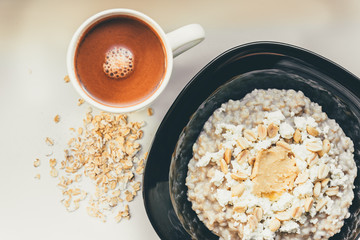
left=185, top=89, right=356, bottom=240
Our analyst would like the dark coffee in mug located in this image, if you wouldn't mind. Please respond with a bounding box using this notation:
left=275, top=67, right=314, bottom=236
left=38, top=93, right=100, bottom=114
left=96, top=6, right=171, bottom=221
left=74, top=15, right=167, bottom=107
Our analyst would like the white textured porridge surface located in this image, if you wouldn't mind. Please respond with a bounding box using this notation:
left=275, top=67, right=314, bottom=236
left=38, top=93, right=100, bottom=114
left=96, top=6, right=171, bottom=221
left=186, top=89, right=356, bottom=240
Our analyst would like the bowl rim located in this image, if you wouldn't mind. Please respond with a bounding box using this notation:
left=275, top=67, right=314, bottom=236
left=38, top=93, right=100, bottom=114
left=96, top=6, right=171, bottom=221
left=142, top=41, right=360, bottom=240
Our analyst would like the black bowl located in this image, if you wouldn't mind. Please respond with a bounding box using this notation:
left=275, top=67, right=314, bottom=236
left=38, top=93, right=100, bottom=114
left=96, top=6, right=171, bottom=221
left=143, top=42, right=360, bottom=240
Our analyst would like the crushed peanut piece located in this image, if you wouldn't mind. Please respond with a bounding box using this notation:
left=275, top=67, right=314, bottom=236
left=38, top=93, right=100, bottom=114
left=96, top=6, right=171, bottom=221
left=244, top=129, right=257, bottom=142
left=276, top=140, right=291, bottom=151
left=34, top=174, right=41, bottom=180
left=318, top=139, right=331, bottom=157
left=307, top=153, right=319, bottom=166
left=220, top=159, right=228, bottom=174
left=236, top=150, right=249, bottom=164
left=231, top=172, right=248, bottom=181
left=295, top=172, right=309, bottom=184
left=267, top=123, right=279, bottom=138
left=306, top=141, right=323, bottom=152
left=237, top=137, right=250, bottom=150
left=306, top=125, right=319, bottom=137
left=224, top=148, right=232, bottom=164
left=293, top=129, right=301, bottom=143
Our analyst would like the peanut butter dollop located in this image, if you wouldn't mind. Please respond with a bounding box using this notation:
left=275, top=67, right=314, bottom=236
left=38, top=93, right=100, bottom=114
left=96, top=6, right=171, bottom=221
left=251, top=146, right=299, bottom=200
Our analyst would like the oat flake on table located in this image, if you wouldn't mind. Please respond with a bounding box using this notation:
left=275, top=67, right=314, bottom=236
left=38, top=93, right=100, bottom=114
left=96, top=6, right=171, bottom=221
left=36, top=108, right=147, bottom=223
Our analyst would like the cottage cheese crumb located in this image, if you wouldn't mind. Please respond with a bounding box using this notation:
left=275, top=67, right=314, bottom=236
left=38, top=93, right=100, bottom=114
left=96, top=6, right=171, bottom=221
left=265, top=110, right=285, bottom=125
left=211, top=170, right=225, bottom=187
left=279, top=122, right=295, bottom=139
left=216, top=189, right=232, bottom=207
left=280, top=220, right=300, bottom=234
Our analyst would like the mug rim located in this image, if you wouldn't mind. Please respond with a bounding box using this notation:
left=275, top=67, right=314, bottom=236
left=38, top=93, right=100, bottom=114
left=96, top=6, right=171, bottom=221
left=66, top=8, right=174, bottom=113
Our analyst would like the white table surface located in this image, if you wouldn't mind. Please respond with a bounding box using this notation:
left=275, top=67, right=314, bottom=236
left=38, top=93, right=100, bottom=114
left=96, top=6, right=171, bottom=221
left=1, top=1, right=360, bottom=239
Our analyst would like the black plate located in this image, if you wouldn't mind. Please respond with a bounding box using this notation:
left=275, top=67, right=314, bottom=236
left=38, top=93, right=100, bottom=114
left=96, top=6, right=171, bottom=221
left=143, top=42, right=360, bottom=240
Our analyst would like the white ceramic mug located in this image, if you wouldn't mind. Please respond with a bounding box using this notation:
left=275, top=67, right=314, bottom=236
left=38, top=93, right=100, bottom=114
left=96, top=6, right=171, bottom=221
left=67, top=8, right=205, bottom=113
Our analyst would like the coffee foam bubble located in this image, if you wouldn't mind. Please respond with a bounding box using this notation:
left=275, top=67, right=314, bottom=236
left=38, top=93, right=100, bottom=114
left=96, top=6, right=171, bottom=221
left=103, top=47, right=134, bottom=79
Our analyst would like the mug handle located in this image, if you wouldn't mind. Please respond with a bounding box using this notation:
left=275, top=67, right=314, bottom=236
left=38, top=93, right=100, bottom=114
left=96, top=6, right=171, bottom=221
left=166, top=24, right=205, bottom=58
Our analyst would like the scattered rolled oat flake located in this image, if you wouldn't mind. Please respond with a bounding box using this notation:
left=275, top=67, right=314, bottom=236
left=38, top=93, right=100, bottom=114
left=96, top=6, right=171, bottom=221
left=51, top=112, right=145, bottom=222
left=147, top=107, right=154, bottom=116
left=77, top=98, right=85, bottom=106
left=49, top=158, right=57, bottom=167
left=34, top=174, right=41, bottom=180
left=45, top=151, right=53, bottom=157
left=115, top=205, right=130, bottom=223
left=64, top=75, right=70, bottom=83
left=45, top=137, right=54, bottom=146
left=54, top=114, right=60, bottom=123
left=50, top=167, right=58, bottom=177
left=125, top=191, right=135, bottom=202
left=33, top=158, right=40, bottom=167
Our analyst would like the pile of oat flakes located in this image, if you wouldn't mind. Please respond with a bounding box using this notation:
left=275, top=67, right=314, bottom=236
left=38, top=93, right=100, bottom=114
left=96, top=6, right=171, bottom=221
left=33, top=75, right=152, bottom=223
